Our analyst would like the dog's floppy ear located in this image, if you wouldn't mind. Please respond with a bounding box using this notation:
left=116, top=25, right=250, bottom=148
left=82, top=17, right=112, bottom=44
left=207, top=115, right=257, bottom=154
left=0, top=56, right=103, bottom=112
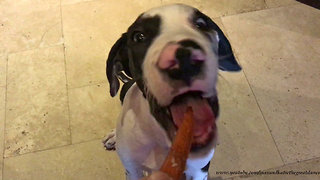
left=211, top=23, right=242, bottom=71
left=106, top=33, right=132, bottom=97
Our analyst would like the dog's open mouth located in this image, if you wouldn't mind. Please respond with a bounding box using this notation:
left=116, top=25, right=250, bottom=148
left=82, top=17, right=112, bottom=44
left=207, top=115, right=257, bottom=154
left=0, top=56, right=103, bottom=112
left=169, top=91, right=217, bottom=151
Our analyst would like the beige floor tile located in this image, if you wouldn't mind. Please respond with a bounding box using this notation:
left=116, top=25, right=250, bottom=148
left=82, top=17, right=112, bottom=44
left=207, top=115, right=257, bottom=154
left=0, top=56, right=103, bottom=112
left=210, top=18, right=283, bottom=177
left=69, top=83, right=121, bottom=143
left=161, top=0, right=266, bottom=18
left=5, top=46, right=71, bottom=157
left=3, top=140, right=125, bottom=180
left=0, top=0, right=62, bottom=54
left=265, top=0, right=300, bottom=8
left=231, top=158, right=320, bottom=180
left=62, top=0, right=99, bottom=5
left=62, top=0, right=162, bottom=88
left=222, top=4, right=320, bottom=164
left=0, top=0, right=59, bottom=12
left=0, top=55, right=6, bottom=87
left=209, top=72, right=283, bottom=179
left=0, top=87, right=5, bottom=180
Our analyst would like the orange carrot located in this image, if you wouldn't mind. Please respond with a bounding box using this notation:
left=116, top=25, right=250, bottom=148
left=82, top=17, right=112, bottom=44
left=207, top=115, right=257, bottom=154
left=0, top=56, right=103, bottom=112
left=160, top=107, right=194, bottom=180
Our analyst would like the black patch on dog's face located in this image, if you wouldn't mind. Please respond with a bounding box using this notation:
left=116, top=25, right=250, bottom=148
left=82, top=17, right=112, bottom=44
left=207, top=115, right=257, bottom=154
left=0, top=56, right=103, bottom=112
left=125, top=16, right=178, bottom=134
left=120, top=15, right=178, bottom=136
left=192, top=10, right=217, bottom=40
left=126, top=15, right=161, bottom=94
left=192, top=10, right=241, bottom=72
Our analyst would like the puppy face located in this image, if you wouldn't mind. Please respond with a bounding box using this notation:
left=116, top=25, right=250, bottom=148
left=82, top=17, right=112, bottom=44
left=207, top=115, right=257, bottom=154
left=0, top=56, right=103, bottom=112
left=107, top=4, right=241, bottom=152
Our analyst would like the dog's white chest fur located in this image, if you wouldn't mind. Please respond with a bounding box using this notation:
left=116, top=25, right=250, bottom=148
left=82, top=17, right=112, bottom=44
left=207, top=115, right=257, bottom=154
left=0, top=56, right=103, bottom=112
left=115, top=84, right=171, bottom=178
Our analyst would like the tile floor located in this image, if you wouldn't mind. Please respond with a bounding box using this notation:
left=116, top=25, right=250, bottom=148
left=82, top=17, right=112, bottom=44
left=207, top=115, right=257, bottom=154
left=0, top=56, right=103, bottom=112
left=0, top=0, right=319, bottom=179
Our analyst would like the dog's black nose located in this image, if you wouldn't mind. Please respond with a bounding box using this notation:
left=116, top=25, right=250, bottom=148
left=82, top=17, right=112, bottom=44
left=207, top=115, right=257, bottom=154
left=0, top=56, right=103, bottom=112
left=167, top=45, right=204, bottom=85
left=158, top=40, right=205, bottom=86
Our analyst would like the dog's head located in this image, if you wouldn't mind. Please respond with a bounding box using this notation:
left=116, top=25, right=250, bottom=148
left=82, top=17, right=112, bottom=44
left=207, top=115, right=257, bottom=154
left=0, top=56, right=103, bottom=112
left=106, top=4, right=241, bottom=152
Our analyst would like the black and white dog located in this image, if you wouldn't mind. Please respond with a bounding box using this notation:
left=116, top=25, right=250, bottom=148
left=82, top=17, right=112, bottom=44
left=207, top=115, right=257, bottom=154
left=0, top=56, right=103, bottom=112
left=103, top=4, right=241, bottom=180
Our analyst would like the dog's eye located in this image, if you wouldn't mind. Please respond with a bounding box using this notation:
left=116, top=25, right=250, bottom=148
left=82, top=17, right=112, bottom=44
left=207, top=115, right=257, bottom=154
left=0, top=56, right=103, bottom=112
left=132, top=32, right=146, bottom=43
left=194, top=17, right=208, bottom=29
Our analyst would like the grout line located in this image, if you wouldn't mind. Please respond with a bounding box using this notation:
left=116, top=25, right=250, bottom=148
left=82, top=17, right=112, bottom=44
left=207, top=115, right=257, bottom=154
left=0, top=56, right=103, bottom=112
left=60, top=0, right=73, bottom=145
left=282, top=156, right=320, bottom=167
left=219, top=16, right=285, bottom=166
left=3, top=137, right=105, bottom=159
left=218, top=3, right=300, bottom=19
left=68, top=80, right=108, bottom=90
left=61, top=0, right=101, bottom=7
left=2, top=54, right=8, bottom=179
left=63, top=44, right=73, bottom=145
left=6, top=43, right=64, bottom=55
left=237, top=56, right=286, bottom=165
left=263, top=0, right=268, bottom=8
left=217, top=19, right=286, bottom=180
left=264, top=1, right=301, bottom=9
left=60, top=0, right=65, bottom=40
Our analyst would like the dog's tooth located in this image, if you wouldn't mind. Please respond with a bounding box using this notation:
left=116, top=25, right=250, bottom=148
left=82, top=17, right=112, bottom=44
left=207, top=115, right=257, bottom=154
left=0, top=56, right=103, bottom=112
left=166, top=109, right=170, bottom=116
left=142, top=170, right=149, bottom=177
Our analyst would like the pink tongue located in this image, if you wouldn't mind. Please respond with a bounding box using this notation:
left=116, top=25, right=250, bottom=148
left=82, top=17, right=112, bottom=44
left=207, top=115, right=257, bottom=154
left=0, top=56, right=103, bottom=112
left=170, top=98, right=215, bottom=137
